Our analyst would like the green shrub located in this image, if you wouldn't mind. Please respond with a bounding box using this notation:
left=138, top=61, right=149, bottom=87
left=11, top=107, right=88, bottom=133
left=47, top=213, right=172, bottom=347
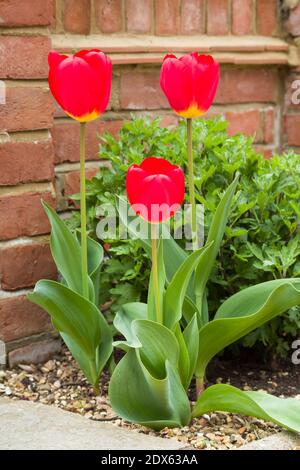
left=68, top=116, right=300, bottom=357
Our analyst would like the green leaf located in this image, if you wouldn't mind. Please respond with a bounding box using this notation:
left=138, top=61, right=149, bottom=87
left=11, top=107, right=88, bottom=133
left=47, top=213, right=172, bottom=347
left=109, top=349, right=191, bottom=430
left=131, top=319, right=179, bottom=379
left=113, top=302, right=147, bottom=349
left=28, top=280, right=112, bottom=387
left=87, top=236, right=103, bottom=305
left=194, top=174, right=239, bottom=323
left=164, top=244, right=212, bottom=329
left=196, top=279, right=300, bottom=380
left=42, top=201, right=83, bottom=296
left=193, top=384, right=300, bottom=433
left=183, top=314, right=199, bottom=388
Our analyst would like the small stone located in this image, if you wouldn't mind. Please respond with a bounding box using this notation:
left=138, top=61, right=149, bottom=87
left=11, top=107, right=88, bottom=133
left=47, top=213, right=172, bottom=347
left=18, top=364, right=36, bottom=373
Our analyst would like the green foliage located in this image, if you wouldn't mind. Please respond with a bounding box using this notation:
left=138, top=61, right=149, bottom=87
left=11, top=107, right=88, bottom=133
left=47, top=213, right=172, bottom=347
left=68, top=115, right=300, bottom=357
left=29, top=203, right=112, bottom=391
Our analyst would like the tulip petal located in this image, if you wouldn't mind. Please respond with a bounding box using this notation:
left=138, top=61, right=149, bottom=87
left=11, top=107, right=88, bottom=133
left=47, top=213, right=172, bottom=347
left=160, top=56, right=193, bottom=115
left=126, top=157, right=185, bottom=223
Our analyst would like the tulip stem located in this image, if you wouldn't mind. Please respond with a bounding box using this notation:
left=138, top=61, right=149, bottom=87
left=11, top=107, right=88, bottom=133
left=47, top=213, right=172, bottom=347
left=187, top=118, right=197, bottom=250
left=80, top=122, right=89, bottom=299
left=151, top=223, right=162, bottom=324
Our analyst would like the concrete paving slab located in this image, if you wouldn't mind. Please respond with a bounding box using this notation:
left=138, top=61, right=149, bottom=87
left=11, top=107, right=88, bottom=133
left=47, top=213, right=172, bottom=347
left=238, top=432, right=300, bottom=450
left=0, top=398, right=187, bottom=450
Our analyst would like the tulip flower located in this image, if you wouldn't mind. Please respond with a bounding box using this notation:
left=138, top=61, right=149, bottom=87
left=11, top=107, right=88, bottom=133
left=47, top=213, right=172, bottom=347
left=48, top=49, right=112, bottom=298
left=160, top=52, right=219, bottom=250
left=160, top=52, right=219, bottom=119
left=48, top=49, right=112, bottom=122
left=126, top=157, right=185, bottom=224
left=126, top=157, right=185, bottom=322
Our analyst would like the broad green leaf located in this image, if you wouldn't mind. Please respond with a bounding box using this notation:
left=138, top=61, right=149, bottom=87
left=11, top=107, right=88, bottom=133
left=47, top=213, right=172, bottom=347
left=114, top=316, right=179, bottom=379
left=28, top=280, right=108, bottom=359
left=161, top=225, right=189, bottom=285
left=28, top=280, right=112, bottom=388
left=164, top=243, right=212, bottom=329
left=147, top=239, right=166, bottom=322
left=131, top=319, right=179, bottom=379
left=87, top=236, right=103, bottom=305
left=193, top=384, right=300, bottom=433
left=61, top=331, right=112, bottom=388
left=113, top=302, right=147, bottom=348
left=109, top=349, right=191, bottom=430
left=196, top=279, right=300, bottom=380
left=174, top=324, right=190, bottom=389
left=42, top=201, right=83, bottom=295
left=183, top=314, right=199, bottom=388
left=194, top=174, right=239, bottom=323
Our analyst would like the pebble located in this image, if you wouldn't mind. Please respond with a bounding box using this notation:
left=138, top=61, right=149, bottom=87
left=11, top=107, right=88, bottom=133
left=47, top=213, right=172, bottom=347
left=0, top=348, right=286, bottom=451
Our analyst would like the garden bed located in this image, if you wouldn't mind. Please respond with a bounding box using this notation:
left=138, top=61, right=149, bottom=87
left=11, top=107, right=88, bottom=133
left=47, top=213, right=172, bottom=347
left=1, top=347, right=299, bottom=450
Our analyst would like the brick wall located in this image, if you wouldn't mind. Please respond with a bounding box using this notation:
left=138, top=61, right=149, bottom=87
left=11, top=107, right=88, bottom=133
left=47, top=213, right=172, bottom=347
left=0, top=0, right=299, bottom=366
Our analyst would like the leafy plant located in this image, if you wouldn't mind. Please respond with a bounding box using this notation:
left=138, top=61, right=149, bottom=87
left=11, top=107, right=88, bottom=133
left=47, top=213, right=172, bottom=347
left=28, top=203, right=112, bottom=392
left=109, top=179, right=300, bottom=431
left=68, top=116, right=300, bottom=357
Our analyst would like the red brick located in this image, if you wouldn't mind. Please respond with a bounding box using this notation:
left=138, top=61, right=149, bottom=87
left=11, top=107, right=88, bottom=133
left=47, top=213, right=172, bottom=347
left=64, top=168, right=98, bottom=204
left=256, top=0, right=278, bottom=36
left=0, top=191, right=56, bottom=241
left=0, top=0, right=54, bottom=26
left=120, top=71, right=168, bottom=109
left=254, top=146, right=273, bottom=159
left=0, top=36, right=50, bottom=80
left=285, top=4, right=300, bottom=36
left=52, top=120, right=123, bottom=164
left=0, top=87, right=54, bottom=132
left=155, top=0, right=180, bottom=35
left=0, top=243, right=57, bottom=291
left=181, top=0, right=204, bottom=34
left=263, top=108, right=275, bottom=144
left=8, top=338, right=61, bottom=367
left=207, top=0, right=229, bottom=35
left=225, top=109, right=261, bottom=142
left=0, top=140, right=54, bottom=186
left=0, top=295, right=52, bottom=343
left=159, top=115, right=179, bottom=127
left=232, top=0, right=253, bottom=35
left=63, top=0, right=91, bottom=34
left=126, top=0, right=152, bottom=33
left=95, top=0, right=122, bottom=33
left=285, top=114, right=300, bottom=146
left=215, top=69, right=278, bottom=104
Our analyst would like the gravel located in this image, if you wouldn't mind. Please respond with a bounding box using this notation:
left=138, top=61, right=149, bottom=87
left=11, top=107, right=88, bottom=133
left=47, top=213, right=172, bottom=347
left=0, top=348, right=292, bottom=450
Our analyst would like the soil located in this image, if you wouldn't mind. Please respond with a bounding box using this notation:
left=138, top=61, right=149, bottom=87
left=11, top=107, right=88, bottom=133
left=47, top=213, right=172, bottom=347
left=0, top=347, right=299, bottom=450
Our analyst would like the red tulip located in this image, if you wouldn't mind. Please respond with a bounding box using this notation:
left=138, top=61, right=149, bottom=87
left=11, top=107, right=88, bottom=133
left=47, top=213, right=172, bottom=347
left=48, top=49, right=112, bottom=122
left=126, top=157, right=185, bottom=223
left=160, top=52, right=219, bottom=119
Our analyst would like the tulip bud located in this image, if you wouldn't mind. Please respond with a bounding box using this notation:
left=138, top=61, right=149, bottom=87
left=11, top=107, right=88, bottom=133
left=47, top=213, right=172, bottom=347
left=160, top=52, right=219, bottom=119
left=48, top=49, right=112, bottom=122
left=126, top=157, right=185, bottom=224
